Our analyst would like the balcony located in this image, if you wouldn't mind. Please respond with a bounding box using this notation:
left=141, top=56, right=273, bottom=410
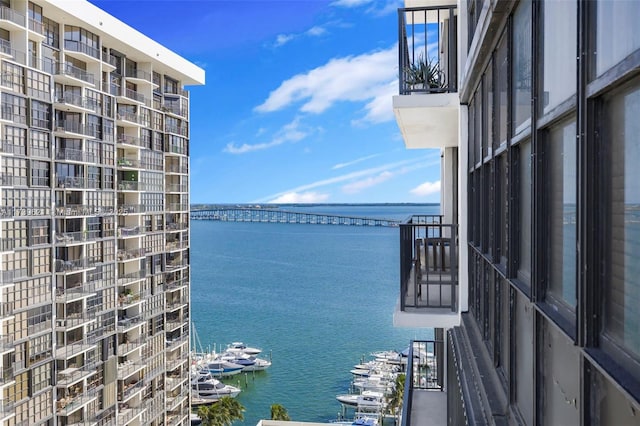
left=117, top=135, right=143, bottom=147
left=55, top=62, right=95, bottom=85
left=64, top=40, right=100, bottom=61
left=401, top=339, right=446, bottom=426
left=0, top=6, right=25, bottom=29
left=393, top=5, right=459, bottom=149
left=125, top=68, right=152, bottom=83
left=55, top=258, right=95, bottom=273
left=395, top=215, right=459, bottom=328
left=56, top=148, right=98, bottom=163
left=54, top=93, right=99, bottom=113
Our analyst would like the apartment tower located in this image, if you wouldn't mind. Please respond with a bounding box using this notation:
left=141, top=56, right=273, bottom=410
left=0, top=0, right=204, bottom=424
left=393, top=0, right=640, bottom=424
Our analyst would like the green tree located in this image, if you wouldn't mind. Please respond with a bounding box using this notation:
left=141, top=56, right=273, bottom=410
left=197, top=397, right=245, bottom=426
left=270, top=403, right=291, bottom=421
left=386, top=374, right=406, bottom=419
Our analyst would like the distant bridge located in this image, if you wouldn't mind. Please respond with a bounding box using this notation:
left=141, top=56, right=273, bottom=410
left=190, top=207, right=401, bottom=227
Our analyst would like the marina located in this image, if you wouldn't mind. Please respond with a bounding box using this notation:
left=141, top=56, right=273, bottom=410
left=190, top=205, right=436, bottom=424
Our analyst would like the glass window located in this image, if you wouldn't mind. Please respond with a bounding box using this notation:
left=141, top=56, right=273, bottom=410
left=1, top=61, right=25, bottom=93
left=30, top=100, right=50, bottom=129
left=512, top=0, right=532, bottom=135
left=497, top=154, right=508, bottom=267
left=30, top=129, right=50, bottom=158
left=30, top=160, right=50, bottom=187
left=518, top=140, right=532, bottom=285
left=1, top=93, right=28, bottom=125
left=495, top=32, right=508, bottom=148
left=542, top=0, right=577, bottom=114
left=604, top=79, right=640, bottom=358
left=596, top=1, right=640, bottom=77
left=26, top=69, right=51, bottom=100
left=43, top=17, right=59, bottom=49
left=546, top=118, right=577, bottom=310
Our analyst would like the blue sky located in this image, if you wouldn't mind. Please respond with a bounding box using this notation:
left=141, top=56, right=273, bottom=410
left=91, top=0, right=441, bottom=204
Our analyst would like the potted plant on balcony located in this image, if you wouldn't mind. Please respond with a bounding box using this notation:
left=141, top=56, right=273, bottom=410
left=405, top=54, right=445, bottom=92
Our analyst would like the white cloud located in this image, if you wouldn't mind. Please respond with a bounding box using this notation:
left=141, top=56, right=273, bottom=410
left=332, top=153, right=381, bottom=170
left=255, top=45, right=397, bottom=124
left=331, top=0, right=373, bottom=7
left=331, top=0, right=402, bottom=16
left=275, top=34, right=295, bottom=47
left=410, top=180, right=441, bottom=197
left=268, top=191, right=330, bottom=203
left=353, top=79, right=397, bottom=125
left=274, top=25, right=328, bottom=48
left=255, top=155, right=430, bottom=202
left=223, top=118, right=307, bottom=154
left=342, top=171, right=393, bottom=193
left=306, top=26, right=327, bottom=37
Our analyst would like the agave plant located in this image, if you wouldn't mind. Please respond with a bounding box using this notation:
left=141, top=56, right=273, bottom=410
left=405, top=54, right=445, bottom=90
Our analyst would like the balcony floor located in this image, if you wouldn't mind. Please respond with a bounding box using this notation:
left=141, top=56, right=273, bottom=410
left=410, top=389, right=447, bottom=426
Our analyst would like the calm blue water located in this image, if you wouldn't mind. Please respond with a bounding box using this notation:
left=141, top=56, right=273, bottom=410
left=190, top=204, right=438, bottom=425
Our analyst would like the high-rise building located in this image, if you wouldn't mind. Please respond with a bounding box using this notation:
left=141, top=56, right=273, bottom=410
left=0, top=0, right=204, bottom=424
left=393, top=0, right=640, bottom=424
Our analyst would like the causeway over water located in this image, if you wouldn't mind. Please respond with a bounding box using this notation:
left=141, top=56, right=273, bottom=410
left=191, top=206, right=401, bottom=227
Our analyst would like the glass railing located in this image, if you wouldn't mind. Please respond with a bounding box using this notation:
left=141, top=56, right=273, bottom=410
left=64, top=39, right=100, bottom=59
left=56, top=61, right=95, bottom=84
left=0, top=6, right=25, bottom=26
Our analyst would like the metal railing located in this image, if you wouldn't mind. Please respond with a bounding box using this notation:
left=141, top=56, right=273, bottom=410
left=401, top=339, right=444, bottom=426
left=398, top=5, right=457, bottom=95
left=399, top=215, right=458, bottom=311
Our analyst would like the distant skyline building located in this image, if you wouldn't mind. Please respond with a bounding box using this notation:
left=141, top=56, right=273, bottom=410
left=0, top=0, right=204, bottom=424
left=393, top=0, right=640, bottom=424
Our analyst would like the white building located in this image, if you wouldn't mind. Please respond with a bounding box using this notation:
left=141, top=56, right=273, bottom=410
left=0, top=0, right=204, bottom=424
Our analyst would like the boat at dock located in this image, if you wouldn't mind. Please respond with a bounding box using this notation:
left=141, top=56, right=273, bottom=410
left=336, top=391, right=385, bottom=409
left=226, top=341, right=262, bottom=356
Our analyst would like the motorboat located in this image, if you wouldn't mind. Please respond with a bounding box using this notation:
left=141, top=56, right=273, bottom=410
left=336, top=391, right=385, bottom=409
left=191, top=371, right=241, bottom=398
left=204, top=360, right=244, bottom=377
left=352, top=374, right=396, bottom=393
left=220, top=352, right=272, bottom=372
left=332, top=415, right=379, bottom=426
left=351, top=417, right=379, bottom=426
left=226, top=342, right=261, bottom=356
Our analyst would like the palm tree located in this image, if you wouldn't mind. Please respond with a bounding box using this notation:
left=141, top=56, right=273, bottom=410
left=270, top=403, right=291, bottom=421
left=386, top=373, right=406, bottom=421
left=197, top=397, right=245, bottom=426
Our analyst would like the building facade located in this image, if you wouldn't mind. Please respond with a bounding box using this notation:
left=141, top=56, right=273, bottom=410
left=393, top=0, right=640, bottom=424
left=0, top=0, right=204, bottom=424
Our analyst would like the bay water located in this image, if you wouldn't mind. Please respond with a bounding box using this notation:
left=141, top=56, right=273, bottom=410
left=190, top=204, right=438, bottom=425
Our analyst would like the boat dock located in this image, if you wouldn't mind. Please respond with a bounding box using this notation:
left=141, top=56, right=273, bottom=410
left=190, top=207, right=400, bottom=227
